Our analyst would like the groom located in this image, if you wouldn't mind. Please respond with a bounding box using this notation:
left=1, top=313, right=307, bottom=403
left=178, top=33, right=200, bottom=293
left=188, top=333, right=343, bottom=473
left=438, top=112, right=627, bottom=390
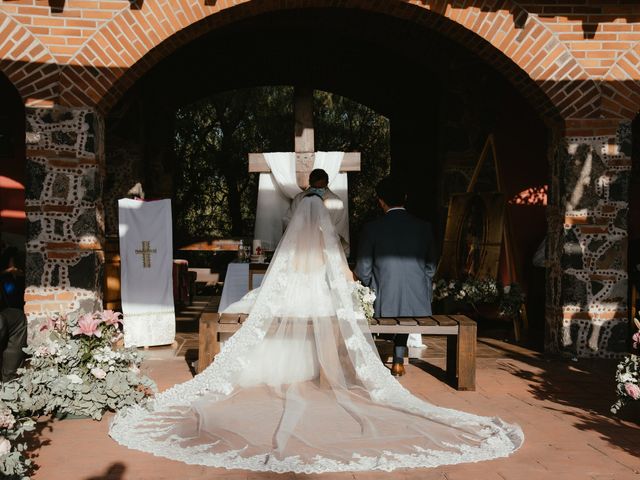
left=355, top=176, right=437, bottom=376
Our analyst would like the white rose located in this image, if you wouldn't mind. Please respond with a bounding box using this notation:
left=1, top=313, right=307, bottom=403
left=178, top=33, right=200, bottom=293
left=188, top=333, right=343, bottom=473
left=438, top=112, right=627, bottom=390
left=66, top=374, right=83, bottom=384
left=619, top=373, right=634, bottom=383
left=90, top=367, right=107, bottom=379
left=129, top=364, right=140, bottom=374
left=0, top=410, right=15, bottom=430
left=0, top=437, right=11, bottom=455
left=34, top=346, right=48, bottom=357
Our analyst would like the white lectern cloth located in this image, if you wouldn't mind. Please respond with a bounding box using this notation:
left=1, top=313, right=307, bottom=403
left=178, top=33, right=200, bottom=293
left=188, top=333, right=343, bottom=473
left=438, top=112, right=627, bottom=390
left=254, top=152, right=349, bottom=250
left=118, top=198, right=175, bottom=347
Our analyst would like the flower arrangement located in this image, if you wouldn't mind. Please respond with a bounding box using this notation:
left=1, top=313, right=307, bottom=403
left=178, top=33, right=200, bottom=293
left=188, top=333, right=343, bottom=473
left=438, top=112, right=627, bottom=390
left=353, top=281, right=376, bottom=323
left=0, top=309, right=157, bottom=478
left=0, top=402, right=34, bottom=480
left=433, top=278, right=524, bottom=318
left=611, top=318, right=640, bottom=414
left=9, top=310, right=157, bottom=421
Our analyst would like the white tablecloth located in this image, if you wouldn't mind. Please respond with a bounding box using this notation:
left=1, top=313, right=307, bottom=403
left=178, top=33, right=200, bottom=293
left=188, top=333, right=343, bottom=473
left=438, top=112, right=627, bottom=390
left=218, top=263, right=424, bottom=353
left=218, top=263, right=264, bottom=312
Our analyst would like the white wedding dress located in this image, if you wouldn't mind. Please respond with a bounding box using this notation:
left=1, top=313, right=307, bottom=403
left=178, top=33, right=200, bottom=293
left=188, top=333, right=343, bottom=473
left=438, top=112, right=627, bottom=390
left=109, top=196, right=523, bottom=473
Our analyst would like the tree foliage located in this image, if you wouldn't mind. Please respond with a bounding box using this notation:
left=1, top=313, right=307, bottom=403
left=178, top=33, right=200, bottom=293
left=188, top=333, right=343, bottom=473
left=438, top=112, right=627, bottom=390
left=173, top=86, right=390, bottom=253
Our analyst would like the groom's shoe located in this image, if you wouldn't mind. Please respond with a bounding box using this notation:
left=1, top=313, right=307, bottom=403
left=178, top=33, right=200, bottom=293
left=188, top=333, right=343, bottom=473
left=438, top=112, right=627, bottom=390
left=391, top=362, right=405, bottom=377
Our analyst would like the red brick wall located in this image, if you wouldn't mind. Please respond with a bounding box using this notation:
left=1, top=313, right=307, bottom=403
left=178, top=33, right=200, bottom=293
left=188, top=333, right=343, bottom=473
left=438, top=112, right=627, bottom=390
left=0, top=1, right=637, bottom=122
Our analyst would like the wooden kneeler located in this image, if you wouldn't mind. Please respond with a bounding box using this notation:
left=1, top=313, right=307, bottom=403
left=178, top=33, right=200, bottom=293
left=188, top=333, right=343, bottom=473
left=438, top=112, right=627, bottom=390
left=199, top=311, right=477, bottom=390
left=197, top=304, right=221, bottom=374
left=445, top=315, right=477, bottom=391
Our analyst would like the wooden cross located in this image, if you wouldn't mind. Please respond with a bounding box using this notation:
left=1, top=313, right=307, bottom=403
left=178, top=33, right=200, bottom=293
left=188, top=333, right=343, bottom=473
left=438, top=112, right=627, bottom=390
left=135, top=240, right=156, bottom=269
left=248, top=87, right=361, bottom=188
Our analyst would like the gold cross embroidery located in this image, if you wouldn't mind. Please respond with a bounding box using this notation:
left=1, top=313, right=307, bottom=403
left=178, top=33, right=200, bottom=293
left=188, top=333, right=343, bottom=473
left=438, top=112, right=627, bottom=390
left=135, top=241, right=157, bottom=269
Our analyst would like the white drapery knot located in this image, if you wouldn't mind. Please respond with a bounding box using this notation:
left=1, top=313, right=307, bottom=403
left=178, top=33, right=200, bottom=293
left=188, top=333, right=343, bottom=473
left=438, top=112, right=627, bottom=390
left=254, top=152, right=349, bottom=250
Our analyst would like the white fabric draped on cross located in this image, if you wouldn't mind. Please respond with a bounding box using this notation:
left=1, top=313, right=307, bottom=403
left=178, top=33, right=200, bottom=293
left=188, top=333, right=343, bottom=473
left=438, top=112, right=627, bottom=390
left=118, top=198, right=175, bottom=347
left=253, top=152, right=349, bottom=250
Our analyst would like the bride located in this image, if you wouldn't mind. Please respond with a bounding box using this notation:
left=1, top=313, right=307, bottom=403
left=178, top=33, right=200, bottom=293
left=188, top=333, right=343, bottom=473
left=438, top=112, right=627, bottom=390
left=110, top=194, right=523, bottom=473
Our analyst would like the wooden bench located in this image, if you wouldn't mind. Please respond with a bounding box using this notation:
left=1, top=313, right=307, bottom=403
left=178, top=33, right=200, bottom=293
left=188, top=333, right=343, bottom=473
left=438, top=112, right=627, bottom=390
left=199, top=312, right=476, bottom=391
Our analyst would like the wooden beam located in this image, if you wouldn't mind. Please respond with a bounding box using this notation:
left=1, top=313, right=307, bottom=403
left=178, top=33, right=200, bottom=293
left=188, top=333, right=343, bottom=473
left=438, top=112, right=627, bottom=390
left=294, top=86, right=314, bottom=153
left=248, top=152, right=361, bottom=173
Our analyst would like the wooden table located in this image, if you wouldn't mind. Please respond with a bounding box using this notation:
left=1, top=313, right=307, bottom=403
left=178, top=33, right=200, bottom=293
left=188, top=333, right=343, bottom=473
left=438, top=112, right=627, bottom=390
left=199, top=312, right=476, bottom=391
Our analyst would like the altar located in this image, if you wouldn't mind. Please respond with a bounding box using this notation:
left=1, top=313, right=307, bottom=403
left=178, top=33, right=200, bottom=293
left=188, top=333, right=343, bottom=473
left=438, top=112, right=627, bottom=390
left=218, top=263, right=265, bottom=312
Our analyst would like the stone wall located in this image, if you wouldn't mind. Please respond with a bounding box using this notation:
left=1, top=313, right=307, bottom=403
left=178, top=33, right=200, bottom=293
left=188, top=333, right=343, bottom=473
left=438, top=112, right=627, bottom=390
left=547, top=122, right=631, bottom=358
left=104, top=136, right=144, bottom=236
left=23, top=106, right=105, bottom=333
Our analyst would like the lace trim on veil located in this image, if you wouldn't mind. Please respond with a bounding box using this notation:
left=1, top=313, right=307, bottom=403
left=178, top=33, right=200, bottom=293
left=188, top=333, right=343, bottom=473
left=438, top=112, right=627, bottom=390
left=109, top=197, right=523, bottom=473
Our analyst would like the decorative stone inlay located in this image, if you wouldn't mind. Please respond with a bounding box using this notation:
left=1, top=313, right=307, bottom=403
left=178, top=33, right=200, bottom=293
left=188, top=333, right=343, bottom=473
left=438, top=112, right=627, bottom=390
left=68, top=252, right=102, bottom=292
left=23, top=105, right=105, bottom=331
left=104, top=136, right=144, bottom=235
left=51, top=173, right=70, bottom=198
left=26, top=107, right=97, bottom=158
left=547, top=124, right=631, bottom=358
left=25, top=159, right=46, bottom=200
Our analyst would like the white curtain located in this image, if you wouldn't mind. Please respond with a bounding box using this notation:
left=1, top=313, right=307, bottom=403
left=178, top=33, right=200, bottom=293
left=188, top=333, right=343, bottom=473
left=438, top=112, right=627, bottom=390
left=254, top=152, right=348, bottom=250
left=118, top=199, right=175, bottom=347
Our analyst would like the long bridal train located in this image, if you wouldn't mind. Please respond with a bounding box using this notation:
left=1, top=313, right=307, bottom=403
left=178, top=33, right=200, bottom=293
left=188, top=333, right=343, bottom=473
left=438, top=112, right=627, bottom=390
left=109, top=196, right=523, bottom=473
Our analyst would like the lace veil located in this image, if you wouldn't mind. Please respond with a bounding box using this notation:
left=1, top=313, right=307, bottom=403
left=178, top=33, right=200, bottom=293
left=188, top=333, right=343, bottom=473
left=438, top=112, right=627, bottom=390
left=109, top=196, right=523, bottom=473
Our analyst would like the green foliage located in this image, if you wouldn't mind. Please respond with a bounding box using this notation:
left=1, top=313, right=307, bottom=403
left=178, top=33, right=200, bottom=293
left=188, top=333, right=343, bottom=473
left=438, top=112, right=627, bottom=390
left=433, top=278, right=525, bottom=317
left=11, top=312, right=156, bottom=421
left=611, top=319, right=640, bottom=414
left=0, top=311, right=157, bottom=479
left=314, top=90, right=391, bottom=243
left=0, top=402, right=34, bottom=480
left=173, top=86, right=390, bottom=249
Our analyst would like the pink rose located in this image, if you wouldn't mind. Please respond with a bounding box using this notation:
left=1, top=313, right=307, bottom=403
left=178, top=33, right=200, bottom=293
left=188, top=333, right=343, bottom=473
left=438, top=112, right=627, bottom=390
left=632, top=331, right=640, bottom=350
left=41, top=315, right=67, bottom=332
left=72, top=313, right=102, bottom=338
left=624, top=382, right=640, bottom=400
left=40, top=317, right=55, bottom=332
left=101, top=310, right=123, bottom=326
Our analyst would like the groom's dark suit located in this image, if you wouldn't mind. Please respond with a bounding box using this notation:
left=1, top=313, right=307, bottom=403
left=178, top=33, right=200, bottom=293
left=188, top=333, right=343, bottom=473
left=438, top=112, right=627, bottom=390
left=355, top=208, right=437, bottom=352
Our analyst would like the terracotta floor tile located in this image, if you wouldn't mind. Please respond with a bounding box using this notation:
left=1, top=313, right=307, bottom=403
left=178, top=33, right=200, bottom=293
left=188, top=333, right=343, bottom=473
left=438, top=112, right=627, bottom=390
left=28, top=309, right=640, bottom=480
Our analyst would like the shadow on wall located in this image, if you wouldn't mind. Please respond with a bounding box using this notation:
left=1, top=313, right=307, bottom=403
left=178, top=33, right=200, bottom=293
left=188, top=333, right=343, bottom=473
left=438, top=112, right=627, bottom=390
left=412, top=0, right=640, bottom=39
left=47, top=0, right=143, bottom=13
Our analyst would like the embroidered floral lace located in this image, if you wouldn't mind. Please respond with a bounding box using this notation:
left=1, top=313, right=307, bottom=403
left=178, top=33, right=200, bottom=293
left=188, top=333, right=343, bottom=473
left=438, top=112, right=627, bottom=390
left=109, top=196, right=523, bottom=473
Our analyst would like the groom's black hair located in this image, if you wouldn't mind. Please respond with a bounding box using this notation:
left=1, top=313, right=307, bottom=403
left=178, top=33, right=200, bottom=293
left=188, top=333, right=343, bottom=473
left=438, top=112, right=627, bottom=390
left=376, top=177, right=406, bottom=207
left=309, top=169, right=329, bottom=186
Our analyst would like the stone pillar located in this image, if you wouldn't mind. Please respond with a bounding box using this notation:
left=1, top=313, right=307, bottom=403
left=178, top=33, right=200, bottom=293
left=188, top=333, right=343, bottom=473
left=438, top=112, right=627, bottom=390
left=546, top=120, right=631, bottom=358
left=23, top=105, right=105, bottom=333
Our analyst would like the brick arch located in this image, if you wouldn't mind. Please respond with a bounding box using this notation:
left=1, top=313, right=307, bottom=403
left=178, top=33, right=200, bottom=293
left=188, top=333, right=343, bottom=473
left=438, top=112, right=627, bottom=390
left=604, top=43, right=640, bottom=119
left=58, top=0, right=594, bottom=121
left=0, top=11, right=60, bottom=106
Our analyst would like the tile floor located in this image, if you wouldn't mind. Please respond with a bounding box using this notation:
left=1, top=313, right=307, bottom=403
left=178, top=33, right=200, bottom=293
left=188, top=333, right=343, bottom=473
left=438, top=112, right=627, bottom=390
left=29, top=298, right=640, bottom=480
